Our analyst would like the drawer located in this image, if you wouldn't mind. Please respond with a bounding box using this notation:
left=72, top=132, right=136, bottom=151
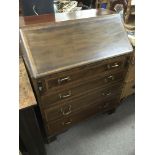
left=121, top=80, right=135, bottom=98
left=46, top=98, right=118, bottom=136
left=37, top=55, right=128, bottom=95
left=43, top=83, right=122, bottom=122
left=41, top=71, right=125, bottom=107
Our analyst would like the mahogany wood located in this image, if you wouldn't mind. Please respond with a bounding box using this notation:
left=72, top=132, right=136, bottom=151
left=20, top=13, right=133, bottom=139
left=41, top=71, right=125, bottom=108
left=46, top=98, right=119, bottom=136
left=20, top=14, right=132, bottom=78
left=37, top=54, right=127, bottom=95
left=43, top=83, right=122, bottom=122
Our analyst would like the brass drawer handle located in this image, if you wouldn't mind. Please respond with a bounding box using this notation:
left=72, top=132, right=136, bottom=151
left=62, top=119, right=72, bottom=125
left=107, top=63, right=120, bottom=69
left=111, top=63, right=119, bottom=68
left=107, top=75, right=114, bottom=80
left=61, top=105, right=72, bottom=116
left=59, top=91, right=72, bottom=99
left=58, top=76, right=71, bottom=84
left=104, top=75, right=115, bottom=82
left=102, top=92, right=112, bottom=96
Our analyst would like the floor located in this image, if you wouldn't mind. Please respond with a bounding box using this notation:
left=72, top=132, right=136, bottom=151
left=46, top=95, right=135, bottom=155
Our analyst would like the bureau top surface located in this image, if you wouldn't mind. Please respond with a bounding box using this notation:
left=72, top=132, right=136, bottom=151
left=20, top=14, right=133, bottom=78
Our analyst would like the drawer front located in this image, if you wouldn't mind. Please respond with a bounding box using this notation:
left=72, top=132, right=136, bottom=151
left=43, top=83, right=122, bottom=122
left=41, top=71, right=125, bottom=108
left=46, top=98, right=118, bottom=136
left=37, top=55, right=128, bottom=95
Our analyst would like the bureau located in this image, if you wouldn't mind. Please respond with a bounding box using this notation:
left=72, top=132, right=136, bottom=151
left=20, top=13, right=133, bottom=141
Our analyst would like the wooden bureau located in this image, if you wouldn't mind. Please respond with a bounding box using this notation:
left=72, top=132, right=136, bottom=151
left=20, top=13, right=133, bottom=141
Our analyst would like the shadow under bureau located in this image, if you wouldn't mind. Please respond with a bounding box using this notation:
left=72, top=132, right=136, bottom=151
left=20, top=13, right=133, bottom=142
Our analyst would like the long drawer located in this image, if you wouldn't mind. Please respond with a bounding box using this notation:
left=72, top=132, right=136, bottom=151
left=41, top=70, right=125, bottom=108
left=43, top=83, right=122, bottom=123
left=46, top=98, right=119, bottom=136
left=37, top=55, right=128, bottom=95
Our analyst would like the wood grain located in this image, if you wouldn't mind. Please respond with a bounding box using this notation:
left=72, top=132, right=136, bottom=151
left=121, top=80, right=134, bottom=98
left=124, top=51, right=135, bottom=82
left=46, top=98, right=119, bottom=136
left=19, top=58, right=36, bottom=109
left=20, top=13, right=133, bottom=139
left=43, top=83, right=122, bottom=122
left=121, top=51, right=135, bottom=99
left=39, top=54, right=127, bottom=95
left=41, top=70, right=125, bottom=108
left=20, top=14, right=133, bottom=78
left=24, top=14, right=55, bottom=25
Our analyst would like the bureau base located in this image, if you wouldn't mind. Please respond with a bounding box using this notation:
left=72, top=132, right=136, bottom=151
left=45, top=105, right=118, bottom=143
